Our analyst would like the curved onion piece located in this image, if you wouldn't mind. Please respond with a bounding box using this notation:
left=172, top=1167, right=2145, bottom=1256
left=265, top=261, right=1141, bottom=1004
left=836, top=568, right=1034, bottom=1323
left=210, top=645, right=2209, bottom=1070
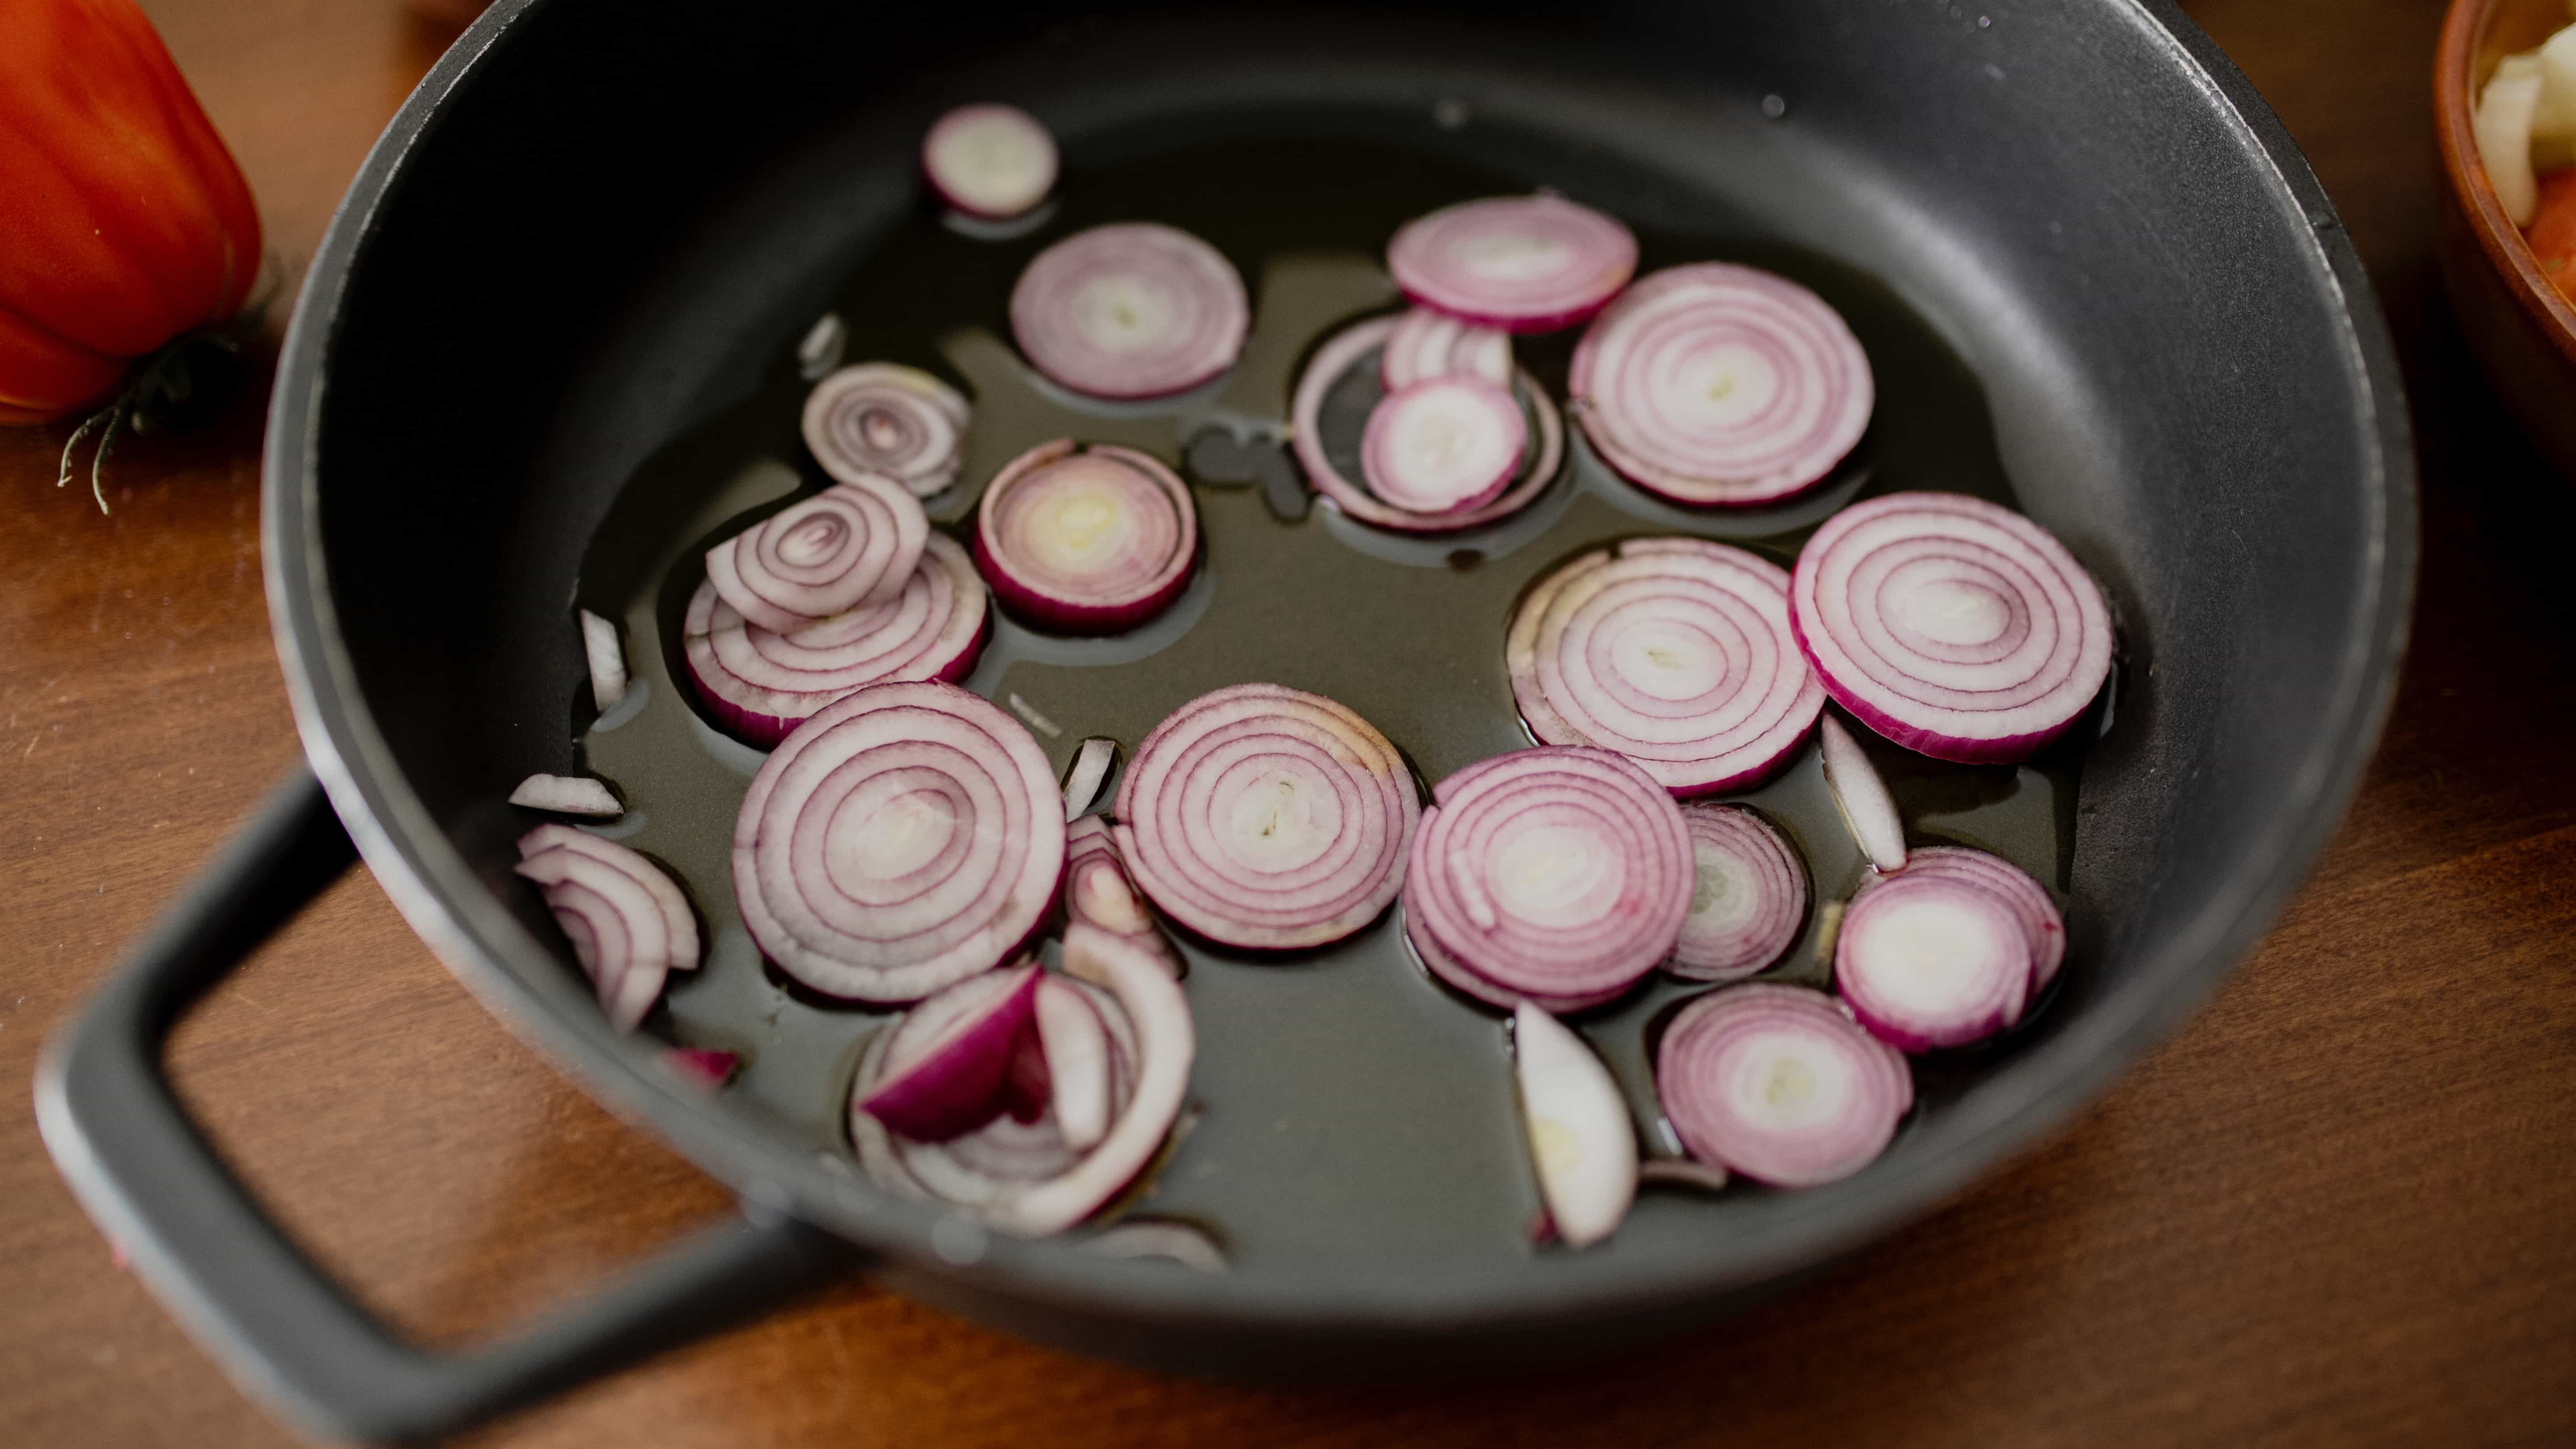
left=1360, top=376, right=1525, bottom=516
left=580, top=608, right=627, bottom=712
left=1790, top=491, right=2114, bottom=764
left=1386, top=195, right=1638, bottom=333
left=1656, top=983, right=1911, bottom=1187
left=1878, top=845, right=2065, bottom=992
left=1833, top=873, right=2030, bottom=1051
left=1508, top=537, right=1826, bottom=797
left=922, top=103, right=1058, bottom=220
left=1669, top=802, right=1807, bottom=982
left=1636, top=1157, right=1731, bottom=1193
left=1818, top=714, right=1906, bottom=873
left=1291, top=315, right=1564, bottom=535
left=974, top=439, right=1199, bottom=632
left=857, top=962, right=1044, bottom=1141
left=1083, top=1219, right=1228, bottom=1272
left=705, top=476, right=930, bottom=633
left=1010, top=223, right=1249, bottom=400
left=509, top=773, right=621, bottom=818
left=733, top=680, right=1064, bottom=1003
left=1381, top=306, right=1510, bottom=390
left=1571, top=262, right=1873, bottom=506
left=1404, top=746, right=1692, bottom=1013
left=1513, top=1002, right=1637, bottom=1249
left=1112, top=683, right=1419, bottom=952
left=797, top=312, right=847, bottom=381
left=1064, top=816, right=1180, bottom=974
left=802, top=363, right=971, bottom=499
left=684, top=533, right=989, bottom=748
left=664, top=1047, right=741, bottom=1091
left=514, top=826, right=700, bottom=1031
left=1062, top=736, right=1119, bottom=820
left=1036, top=976, right=1113, bottom=1151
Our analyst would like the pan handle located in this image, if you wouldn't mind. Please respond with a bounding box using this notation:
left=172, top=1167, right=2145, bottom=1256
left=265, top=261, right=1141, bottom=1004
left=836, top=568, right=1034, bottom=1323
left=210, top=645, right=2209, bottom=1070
left=33, top=768, right=863, bottom=1445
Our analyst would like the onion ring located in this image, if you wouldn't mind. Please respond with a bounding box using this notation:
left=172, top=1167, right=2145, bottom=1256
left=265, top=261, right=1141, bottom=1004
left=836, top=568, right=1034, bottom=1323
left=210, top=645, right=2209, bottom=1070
left=1386, top=194, right=1638, bottom=332
left=1291, top=315, right=1563, bottom=534
left=1010, top=222, right=1249, bottom=399
left=1656, top=983, right=1912, bottom=1187
left=973, top=439, right=1199, bottom=632
left=802, top=363, right=971, bottom=499
left=704, top=475, right=930, bottom=633
left=1668, top=803, right=1808, bottom=982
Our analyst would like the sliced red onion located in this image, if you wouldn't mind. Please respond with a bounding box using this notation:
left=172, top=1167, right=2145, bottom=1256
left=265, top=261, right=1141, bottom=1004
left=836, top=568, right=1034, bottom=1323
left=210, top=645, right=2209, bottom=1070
left=922, top=103, right=1058, bottom=220
left=1386, top=194, right=1638, bottom=333
left=1656, top=983, right=1911, bottom=1187
left=1833, top=872, right=2031, bottom=1051
left=508, top=773, right=622, bottom=818
left=1381, top=306, right=1511, bottom=390
left=1291, top=315, right=1564, bottom=534
left=1636, top=1157, right=1731, bottom=1193
left=1513, top=1001, right=1636, bottom=1248
left=1360, top=376, right=1525, bottom=516
left=514, top=826, right=700, bottom=1032
left=1112, top=683, right=1418, bottom=952
left=1508, top=536, right=1826, bottom=797
left=1035, top=975, right=1113, bottom=1151
left=1061, top=736, right=1119, bottom=821
left=1403, top=746, right=1692, bottom=1013
left=684, top=533, right=989, bottom=749
left=973, top=439, right=1199, bottom=632
left=1790, top=491, right=2114, bottom=764
left=1570, top=263, right=1873, bottom=507
left=664, top=1047, right=741, bottom=1091
left=733, top=680, right=1063, bottom=1003
left=802, top=363, right=970, bottom=499
left=1010, top=223, right=1248, bottom=400
left=1082, top=1219, right=1228, bottom=1273
left=1064, top=816, right=1180, bottom=975
left=1818, top=714, right=1906, bottom=873
left=1669, top=803, right=1806, bottom=982
left=579, top=608, right=626, bottom=713
left=704, top=476, right=930, bottom=633
left=1878, top=845, right=2064, bottom=992
left=856, top=962, right=1044, bottom=1141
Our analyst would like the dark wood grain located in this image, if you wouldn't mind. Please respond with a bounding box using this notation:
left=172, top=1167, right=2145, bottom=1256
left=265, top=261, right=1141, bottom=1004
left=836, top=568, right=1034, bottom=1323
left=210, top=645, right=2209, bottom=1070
left=4, top=2, right=2572, bottom=1445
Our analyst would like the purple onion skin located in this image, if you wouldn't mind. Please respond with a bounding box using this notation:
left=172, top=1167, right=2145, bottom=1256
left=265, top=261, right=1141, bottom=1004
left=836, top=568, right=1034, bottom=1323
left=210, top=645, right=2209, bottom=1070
left=686, top=610, right=987, bottom=750
left=665, top=1047, right=741, bottom=1091
left=971, top=527, right=1199, bottom=636
left=857, top=964, right=1046, bottom=1140
left=1832, top=875, right=2030, bottom=1052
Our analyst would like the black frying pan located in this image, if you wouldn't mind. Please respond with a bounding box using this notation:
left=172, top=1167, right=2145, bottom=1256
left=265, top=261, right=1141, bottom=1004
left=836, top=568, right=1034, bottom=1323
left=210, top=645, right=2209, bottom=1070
left=34, top=1, right=2413, bottom=1442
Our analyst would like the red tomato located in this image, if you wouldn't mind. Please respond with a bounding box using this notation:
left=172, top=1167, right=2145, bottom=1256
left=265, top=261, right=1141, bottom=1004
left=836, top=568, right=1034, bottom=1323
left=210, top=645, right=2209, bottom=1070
left=2532, top=168, right=2576, bottom=308
left=0, top=0, right=261, bottom=425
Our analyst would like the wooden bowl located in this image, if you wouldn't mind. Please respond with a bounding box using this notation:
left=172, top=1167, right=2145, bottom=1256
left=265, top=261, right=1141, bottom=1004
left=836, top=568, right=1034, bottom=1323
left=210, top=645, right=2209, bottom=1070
left=2438, top=0, right=2576, bottom=482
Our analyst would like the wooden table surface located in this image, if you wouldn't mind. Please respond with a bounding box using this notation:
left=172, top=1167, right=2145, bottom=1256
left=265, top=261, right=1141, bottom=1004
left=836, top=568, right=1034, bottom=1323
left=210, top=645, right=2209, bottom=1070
left=5, top=1, right=2572, bottom=1444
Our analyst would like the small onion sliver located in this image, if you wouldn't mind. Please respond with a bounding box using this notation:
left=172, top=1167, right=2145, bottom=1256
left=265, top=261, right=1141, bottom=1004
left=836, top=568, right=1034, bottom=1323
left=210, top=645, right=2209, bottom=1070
left=1061, top=736, right=1119, bottom=821
left=922, top=103, right=1057, bottom=220
left=1386, top=195, right=1639, bottom=333
left=1878, top=845, right=2065, bottom=992
left=1083, top=1219, right=1228, bottom=1273
left=1508, top=536, right=1826, bottom=797
left=663, top=1047, right=740, bottom=1091
left=802, top=363, right=970, bottom=499
left=1656, top=983, right=1911, bottom=1188
left=1010, top=222, right=1249, bottom=400
left=1570, top=262, right=1874, bottom=507
left=1035, top=976, right=1114, bottom=1151
left=1513, top=1001, right=1637, bottom=1249
left=1381, top=306, right=1511, bottom=390
left=580, top=608, right=626, bottom=712
left=1112, top=683, right=1418, bottom=953
left=514, top=826, right=699, bottom=1032
left=684, top=533, right=989, bottom=748
left=1291, top=315, right=1564, bottom=535
left=705, top=475, right=930, bottom=633
left=733, top=680, right=1064, bottom=1004
left=1669, top=803, right=1807, bottom=982
left=856, top=962, right=1044, bottom=1141
left=1818, top=713, right=1907, bottom=873
left=974, top=439, right=1199, bottom=632
left=1789, top=490, right=2114, bottom=764
left=1360, top=375, right=1526, bottom=516
left=509, top=773, right=621, bottom=818
left=1833, top=872, right=2030, bottom=1051
left=1064, top=816, right=1180, bottom=975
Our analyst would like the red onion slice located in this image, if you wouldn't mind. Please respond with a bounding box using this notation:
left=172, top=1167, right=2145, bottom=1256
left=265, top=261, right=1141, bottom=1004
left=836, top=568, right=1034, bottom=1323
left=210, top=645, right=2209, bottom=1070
left=1570, top=262, right=1873, bottom=507
left=1061, top=736, right=1119, bottom=820
left=684, top=532, right=989, bottom=748
left=508, top=774, right=622, bottom=818
left=856, top=962, right=1044, bottom=1141
left=1381, top=306, right=1511, bottom=389
left=1790, top=491, right=2114, bottom=763
left=973, top=439, right=1199, bottom=632
left=802, top=363, right=970, bottom=499
left=579, top=608, right=626, bottom=712
left=1112, top=683, right=1419, bottom=952
left=733, top=680, right=1064, bottom=1003
left=1877, top=845, right=2064, bottom=992
left=704, top=475, right=930, bottom=633
left=1035, top=975, right=1113, bottom=1150
left=663, top=1047, right=740, bottom=1091
left=1010, top=223, right=1249, bottom=400
left=921, top=103, right=1057, bottom=220
left=1513, top=1001, right=1637, bottom=1248
left=1291, top=315, right=1564, bottom=535
left=1508, top=536, right=1826, bottom=796
left=1064, top=815, right=1181, bottom=975
left=1833, top=873, right=2031, bottom=1051
left=514, top=826, right=700, bottom=1031
left=1386, top=194, right=1638, bottom=333
left=1403, top=746, right=1692, bottom=1011
left=1656, top=983, right=1912, bottom=1187
left=1360, top=376, right=1526, bottom=516
left=1818, top=714, right=1907, bottom=873
left=1669, top=802, right=1807, bottom=982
